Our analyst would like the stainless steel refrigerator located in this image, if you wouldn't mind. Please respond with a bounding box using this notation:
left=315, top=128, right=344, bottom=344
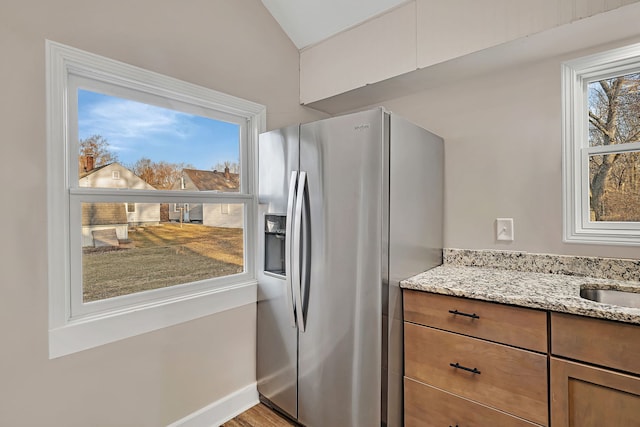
left=256, top=108, right=443, bottom=427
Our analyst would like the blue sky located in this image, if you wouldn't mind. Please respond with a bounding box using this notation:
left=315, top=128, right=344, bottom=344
left=77, top=89, right=240, bottom=170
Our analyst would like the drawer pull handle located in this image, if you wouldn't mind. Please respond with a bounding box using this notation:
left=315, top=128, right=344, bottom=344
left=448, top=309, right=480, bottom=319
left=450, top=362, right=481, bottom=375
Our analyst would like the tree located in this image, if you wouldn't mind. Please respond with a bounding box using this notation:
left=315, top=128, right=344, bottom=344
left=129, top=157, right=193, bottom=190
left=79, top=135, right=118, bottom=167
left=588, top=74, right=640, bottom=220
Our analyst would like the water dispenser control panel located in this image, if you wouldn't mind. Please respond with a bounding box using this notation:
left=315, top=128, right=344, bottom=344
left=264, top=214, right=286, bottom=277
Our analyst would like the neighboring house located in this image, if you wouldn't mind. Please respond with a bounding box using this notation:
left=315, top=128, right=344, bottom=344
left=79, top=157, right=161, bottom=246
left=170, top=167, right=242, bottom=228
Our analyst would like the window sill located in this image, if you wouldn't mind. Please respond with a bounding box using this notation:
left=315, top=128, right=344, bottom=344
left=49, top=280, right=257, bottom=359
left=564, top=232, right=640, bottom=246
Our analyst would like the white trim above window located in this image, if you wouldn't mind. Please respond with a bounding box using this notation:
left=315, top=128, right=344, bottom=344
left=46, top=40, right=265, bottom=358
left=562, top=42, right=640, bottom=246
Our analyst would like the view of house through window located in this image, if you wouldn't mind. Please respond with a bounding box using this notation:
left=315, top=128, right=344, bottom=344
left=588, top=72, right=640, bottom=222
left=77, top=89, right=245, bottom=302
left=48, top=41, right=262, bottom=355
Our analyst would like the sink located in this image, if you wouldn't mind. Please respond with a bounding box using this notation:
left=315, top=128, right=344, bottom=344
left=580, top=287, right=640, bottom=309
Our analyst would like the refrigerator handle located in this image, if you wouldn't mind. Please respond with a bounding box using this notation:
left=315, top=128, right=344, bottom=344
left=284, top=171, right=298, bottom=329
left=292, top=171, right=307, bottom=333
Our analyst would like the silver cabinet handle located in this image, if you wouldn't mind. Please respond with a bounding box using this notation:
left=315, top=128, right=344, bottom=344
left=284, top=171, right=298, bottom=329
left=292, top=171, right=307, bottom=333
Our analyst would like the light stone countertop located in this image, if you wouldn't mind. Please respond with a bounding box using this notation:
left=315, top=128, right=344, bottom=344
left=401, top=265, right=640, bottom=325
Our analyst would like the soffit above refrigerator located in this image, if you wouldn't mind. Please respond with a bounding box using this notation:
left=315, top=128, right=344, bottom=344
left=303, top=2, right=640, bottom=114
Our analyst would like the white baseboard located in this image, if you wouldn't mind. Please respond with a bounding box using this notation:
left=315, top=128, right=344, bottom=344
left=168, top=382, right=259, bottom=427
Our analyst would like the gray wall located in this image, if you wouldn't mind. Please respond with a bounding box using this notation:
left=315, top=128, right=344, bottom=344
left=0, top=1, right=324, bottom=425
left=378, top=38, right=640, bottom=259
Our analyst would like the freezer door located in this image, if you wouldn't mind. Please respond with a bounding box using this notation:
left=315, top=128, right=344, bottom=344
left=298, top=109, right=385, bottom=427
left=256, top=126, right=299, bottom=418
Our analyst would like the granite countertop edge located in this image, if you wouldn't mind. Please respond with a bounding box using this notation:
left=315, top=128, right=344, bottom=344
left=400, top=265, right=640, bottom=325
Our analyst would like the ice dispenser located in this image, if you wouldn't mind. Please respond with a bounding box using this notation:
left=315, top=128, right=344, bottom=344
left=264, top=214, right=286, bottom=276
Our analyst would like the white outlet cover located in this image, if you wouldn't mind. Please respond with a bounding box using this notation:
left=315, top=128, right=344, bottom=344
left=496, top=218, right=514, bottom=241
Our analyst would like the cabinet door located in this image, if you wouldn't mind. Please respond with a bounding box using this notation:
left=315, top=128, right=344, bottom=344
left=550, top=357, right=640, bottom=426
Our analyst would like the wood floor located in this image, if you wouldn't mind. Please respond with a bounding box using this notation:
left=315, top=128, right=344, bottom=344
left=221, top=403, right=298, bottom=427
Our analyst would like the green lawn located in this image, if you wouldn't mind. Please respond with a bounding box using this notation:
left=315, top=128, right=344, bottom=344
left=82, top=223, right=244, bottom=302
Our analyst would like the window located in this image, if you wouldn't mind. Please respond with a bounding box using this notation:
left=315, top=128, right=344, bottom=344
left=562, top=42, right=640, bottom=245
left=47, top=41, right=265, bottom=357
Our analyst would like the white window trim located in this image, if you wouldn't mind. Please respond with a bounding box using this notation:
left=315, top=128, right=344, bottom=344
left=46, top=40, right=265, bottom=358
left=562, top=41, right=640, bottom=246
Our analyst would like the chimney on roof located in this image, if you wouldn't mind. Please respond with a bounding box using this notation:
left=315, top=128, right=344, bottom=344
left=224, top=166, right=230, bottom=180
left=80, top=155, right=95, bottom=172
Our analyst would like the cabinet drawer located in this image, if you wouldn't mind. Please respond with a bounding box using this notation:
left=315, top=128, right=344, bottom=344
left=405, top=377, right=541, bottom=427
left=404, top=290, right=547, bottom=352
left=551, top=312, right=640, bottom=375
left=405, top=322, right=548, bottom=425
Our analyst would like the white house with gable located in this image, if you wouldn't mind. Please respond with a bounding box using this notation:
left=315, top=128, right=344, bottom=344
left=169, top=167, right=243, bottom=228
left=79, top=157, right=160, bottom=246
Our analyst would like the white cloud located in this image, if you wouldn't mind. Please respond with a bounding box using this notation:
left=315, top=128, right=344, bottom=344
left=78, top=97, right=191, bottom=151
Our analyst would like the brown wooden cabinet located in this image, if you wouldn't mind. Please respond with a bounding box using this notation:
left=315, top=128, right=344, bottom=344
left=403, top=290, right=548, bottom=426
left=551, top=312, right=640, bottom=375
left=550, top=313, right=640, bottom=426
left=404, top=290, right=640, bottom=426
left=405, top=377, right=540, bottom=427
left=404, top=290, right=548, bottom=352
left=550, top=357, right=640, bottom=426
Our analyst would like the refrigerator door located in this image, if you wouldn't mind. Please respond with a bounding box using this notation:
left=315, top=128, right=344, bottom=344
left=298, top=109, right=385, bottom=427
left=257, top=126, right=299, bottom=418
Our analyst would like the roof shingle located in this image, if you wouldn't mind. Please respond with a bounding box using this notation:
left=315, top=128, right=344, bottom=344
left=183, top=168, right=239, bottom=192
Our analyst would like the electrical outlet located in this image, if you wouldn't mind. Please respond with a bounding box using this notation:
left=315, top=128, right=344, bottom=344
left=496, top=218, right=514, bottom=241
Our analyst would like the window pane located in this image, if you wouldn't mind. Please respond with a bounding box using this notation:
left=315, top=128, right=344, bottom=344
left=77, top=89, right=241, bottom=191
left=588, top=73, right=640, bottom=147
left=589, top=151, right=640, bottom=221
left=81, top=202, right=244, bottom=302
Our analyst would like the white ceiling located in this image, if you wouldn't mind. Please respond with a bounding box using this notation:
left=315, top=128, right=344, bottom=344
left=261, top=0, right=409, bottom=49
